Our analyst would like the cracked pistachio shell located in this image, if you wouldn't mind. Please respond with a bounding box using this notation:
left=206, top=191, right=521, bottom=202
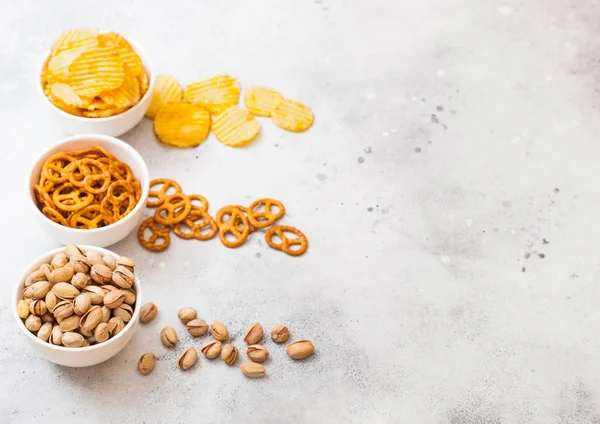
left=17, top=299, right=30, bottom=319
left=80, top=305, right=103, bottom=332
left=41, top=313, right=54, bottom=323
left=91, top=264, right=113, bottom=284
left=49, top=325, right=63, bottom=345
left=62, top=332, right=84, bottom=347
left=140, top=302, right=158, bottom=323
left=178, top=347, right=198, bottom=370
left=73, top=294, right=92, bottom=315
left=51, top=253, right=68, bottom=269
left=210, top=320, right=229, bottom=341
left=25, top=269, right=47, bottom=287
left=85, top=251, right=105, bottom=266
left=113, top=304, right=133, bottom=323
left=186, top=319, right=208, bottom=336
left=285, top=340, right=315, bottom=360
left=240, top=362, right=265, bottom=378
left=83, top=286, right=105, bottom=304
left=71, top=272, right=91, bottom=290
left=64, top=244, right=84, bottom=258
left=243, top=322, right=264, bottom=344
left=247, top=344, right=269, bottom=362
left=112, top=266, right=134, bottom=289
left=52, top=300, right=74, bottom=319
left=103, top=289, right=125, bottom=309
left=116, top=257, right=135, bottom=273
left=37, top=322, right=53, bottom=342
left=101, top=306, right=111, bottom=323
left=122, top=289, right=136, bottom=305
left=25, top=314, right=41, bottom=332
left=52, top=282, right=80, bottom=300
left=160, top=326, right=177, bottom=347
left=59, top=314, right=80, bottom=332
left=45, top=291, right=57, bottom=313
left=102, top=254, right=117, bottom=270
left=49, top=266, right=74, bottom=284
left=201, top=339, right=222, bottom=359
left=108, top=316, right=125, bottom=336
left=23, top=280, right=52, bottom=300
left=221, top=344, right=239, bottom=365
left=138, top=353, right=156, bottom=375
left=69, top=254, right=90, bottom=274
left=177, top=307, right=197, bottom=323
left=29, top=299, right=47, bottom=316
left=94, top=323, right=110, bottom=343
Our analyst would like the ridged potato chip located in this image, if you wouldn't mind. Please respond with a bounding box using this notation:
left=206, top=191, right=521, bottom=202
left=85, top=98, right=111, bottom=110
left=68, top=47, right=125, bottom=98
left=184, top=75, right=240, bottom=114
left=146, top=75, right=183, bottom=119
left=98, top=32, right=143, bottom=76
left=45, top=87, right=85, bottom=116
left=83, top=107, right=126, bottom=118
left=271, top=99, right=314, bottom=132
left=51, top=28, right=99, bottom=56
left=244, top=87, right=283, bottom=116
left=154, top=102, right=211, bottom=148
left=212, top=105, right=261, bottom=147
left=138, top=69, right=149, bottom=96
left=99, top=65, right=140, bottom=108
left=47, top=47, right=89, bottom=82
left=49, top=82, right=92, bottom=108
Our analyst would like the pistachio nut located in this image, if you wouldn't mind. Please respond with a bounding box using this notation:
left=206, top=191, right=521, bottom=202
left=80, top=305, right=102, bottom=332
left=177, top=307, right=197, bottom=323
left=113, top=304, right=133, bottom=323
left=122, top=289, right=136, bottom=305
left=247, top=344, right=269, bottom=363
left=29, top=299, right=47, bottom=316
left=178, top=347, right=198, bottom=370
left=40, top=264, right=52, bottom=282
left=210, top=320, right=229, bottom=341
left=83, top=286, right=105, bottom=304
left=45, top=291, right=57, bottom=313
left=85, top=251, right=105, bottom=266
left=102, top=254, right=117, bottom=270
left=221, top=344, right=239, bottom=366
left=17, top=299, right=30, bottom=319
left=69, top=254, right=90, bottom=274
left=59, top=314, right=80, bottom=332
left=71, top=272, right=91, bottom=290
left=41, top=313, right=54, bottom=323
left=285, top=340, right=315, bottom=360
left=53, top=300, right=74, bottom=319
left=240, top=362, right=265, bottom=378
left=62, top=332, right=84, bottom=347
left=201, top=339, right=222, bottom=359
left=187, top=319, right=208, bottom=336
left=160, top=326, right=177, bottom=347
left=243, top=322, right=264, bottom=344
left=73, top=294, right=92, bottom=315
left=108, top=316, right=125, bottom=336
left=140, top=302, right=158, bottom=323
left=85, top=335, right=96, bottom=345
left=81, top=340, right=90, bottom=347
left=64, top=244, right=84, bottom=258
left=116, top=257, right=135, bottom=273
left=90, top=264, right=113, bottom=284
left=52, top=282, right=80, bottom=300
left=101, top=284, right=117, bottom=293
left=49, top=325, right=63, bottom=345
left=79, top=326, right=92, bottom=337
left=101, top=306, right=111, bottom=323
left=51, top=253, right=68, bottom=269
left=49, top=267, right=74, bottom=284
left=103, top=289, right=125, bottom=309
left=25, top=269, right=46, bottom=287
left=37, top=322, right=53, bottom=342
left=25, top=314, right=41, bottom=332
left=23, top=280, right=52, bottom=300
left=94, top=323, right=110, bottom=343
left=138, top=353, right=156, bottom=375
left=112, top=266, right=134, bottom=289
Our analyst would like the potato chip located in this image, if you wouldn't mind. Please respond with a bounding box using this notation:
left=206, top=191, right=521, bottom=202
left=85, top=98, right=111, bottom=110
left=244, top=87, right=283, bottom=116
left=138, top=68, right=149, bottom=96
left=49, top=82, right=92, bottom=108
left=47, top=47, right=88, bottom=82
left=271, top=99, right=314, bottom=132
left=99, top=65, right=140, bottom=108
left=68, top=47, right=125, bottom=98
left=98, top=32, right=142, bottom=76
left=51, top=28, right=99, bottom=56
left=83, top=107, right=126, bottom=118
left=154, top=102, right=211, bottom=148
left=212, top=105, right=260, bottom=147
left=45, top=88, right=85, bottom=116
left=184, top=75, right=240, bottom=114
left=145, top=75, right=183, bottom=119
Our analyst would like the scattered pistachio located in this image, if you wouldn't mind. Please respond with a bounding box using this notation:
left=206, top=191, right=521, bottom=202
left=247, top=344, right=269, bottom=363
left=243, top=322, right=264, bottom=344
left=160, top=326, right=177, bottom=347
left=178, top=347, right=198, bottom=370
left=140, top=302, right=158, bottom=323
left=240, top=362, right=265, bottom=378
left=221, top=344, right=239, bottom=365
left=201, top=339, right=222, bottom=359
left=138, top=353, right=156, bottom=375
left=286, top=340, right=314, bottom=360
left=186, top=319, right=208, bottom=336
left=210, top=320, right=229, bottom=341
left=177, top=307, right=197, bottom=323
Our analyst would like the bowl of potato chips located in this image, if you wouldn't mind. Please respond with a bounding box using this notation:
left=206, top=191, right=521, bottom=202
left=38, top=28, right=155, bottom=137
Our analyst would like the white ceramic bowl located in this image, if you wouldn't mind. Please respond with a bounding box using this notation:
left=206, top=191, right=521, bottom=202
left=13, top=246, right=142, bottom=367
left=29, top=134, right=149, bottom=247
left=37, top=39, right=155, bottom=137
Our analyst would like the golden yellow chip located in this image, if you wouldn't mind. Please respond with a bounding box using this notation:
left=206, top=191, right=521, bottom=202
left=154, top=102, right=211, bottom=148
left=212, top=105, right=261, bottom=147
left=51, top=28, right=99, bottom=56
left=85, top=98, right=111, bottom=111
left=45, top=87, right=85, bottom=116
left=145, top=75, right=183, bottom=119
left=184, top=75, right=240, bottom=114
left=49, top=82, right=92, bottom=108
left=271, top=99, right=314, bottom=132
left=83, top=107, right=126, bottom=118
left=47, top=47, right=88, bottom=82
left=244, top=87, right=283, bottom=116
left=68, top=47, right=125, bottom=98
left=98, top=32, right=142, bottom=76
left=99, top=65, right=140, bottom=109
left=138, top=69, right=149, bottom=96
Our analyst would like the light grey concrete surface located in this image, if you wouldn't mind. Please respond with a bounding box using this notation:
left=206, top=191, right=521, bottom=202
left=1, top=0, right=600, bottom=422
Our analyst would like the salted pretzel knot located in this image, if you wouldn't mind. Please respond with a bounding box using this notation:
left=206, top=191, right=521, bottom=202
left=265, top=225, right=308, bottom=256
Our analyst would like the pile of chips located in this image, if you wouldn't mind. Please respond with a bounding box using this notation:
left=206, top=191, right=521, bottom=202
left=41, top=28, right=149, bottom=118
left=146, top=75, right=314, bottom=148
left=138, top=178, right=308, bottom=256
left=34, top=145, right=142, bottom=229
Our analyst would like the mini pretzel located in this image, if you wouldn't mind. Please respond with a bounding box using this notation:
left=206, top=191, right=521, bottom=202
left=101, top=181, right=136, bottom=222
left=52, top=183, right=94, bottom=212
left=154, top=193, right=191, bottom=225
left=33, top=184, right=54, bottom=209
left=231, top=205, right=255, bottom=233
left=147, top=178, right=182, bottom=207
left=39, top=175, right=55, bottom=192
left=138, top=217, right=171, bottom=252
left=69, top=205, right=106, bottom=229
left=42, top=206, right=68, bottom=226
left=173, top=207, right=218, bottom=240
left=248, top=198, right=285, bottom=229
left=68, top=158, right=111, bottom=194
left=189, top=194, right=209, bottom=212
left=265, top=225, right=308, bottom=256
left=42, top=153, right=76, bottom=183
left=216, top=205, right=251, bottom=248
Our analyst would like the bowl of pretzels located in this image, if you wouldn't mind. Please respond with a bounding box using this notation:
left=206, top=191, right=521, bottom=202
left=29, top=134, right=149, bottom=247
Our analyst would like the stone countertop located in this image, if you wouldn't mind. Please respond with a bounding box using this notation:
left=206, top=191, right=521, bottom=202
left=1, top=0, right=600, bottom=422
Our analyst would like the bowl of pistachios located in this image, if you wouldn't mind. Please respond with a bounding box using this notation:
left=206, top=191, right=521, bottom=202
left=13, top=244, right=142, bottom=367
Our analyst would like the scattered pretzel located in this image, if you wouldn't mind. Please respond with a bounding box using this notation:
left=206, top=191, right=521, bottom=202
left=154, top=193, right=191, bottom=225
left=173, top=207, right=218, bottom=240
left=138, top=217, right=171, bottom=252
left=189, top=194, right=209, bottom=212
left=216, top=205, right=251, bottom=248
left=147, top=178, right=181, bottom=207
left=248, top=198, right=285, bottom=229
left=265, top=225, right=308, bottom=256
